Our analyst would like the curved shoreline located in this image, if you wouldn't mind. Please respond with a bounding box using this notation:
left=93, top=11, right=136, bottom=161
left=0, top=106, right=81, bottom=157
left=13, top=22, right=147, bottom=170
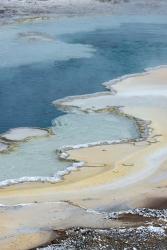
left=1, top=65, right=167, bottom=250
left=54, top=65, right=167, bottom=109
left=55, top=65, right=167, bottom=193
left=0, top=65, right=163, bottom=188
left=0, top=66, right=153, bottom=187
left=0, top=64, right=164, bottom=192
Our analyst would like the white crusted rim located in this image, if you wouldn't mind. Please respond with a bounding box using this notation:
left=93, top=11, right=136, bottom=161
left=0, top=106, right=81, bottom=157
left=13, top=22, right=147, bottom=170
left=0, top=127, right=49, bottom=142
left=0, top=161, right=85, bottom=188
left=53, top=65, right=167, bottom=109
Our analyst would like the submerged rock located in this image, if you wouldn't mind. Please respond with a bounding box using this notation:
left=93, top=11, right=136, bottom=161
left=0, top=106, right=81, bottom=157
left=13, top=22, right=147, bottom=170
left=1, top=127, right=49, bottom=141
left=17, top=32, right=55, bottom=42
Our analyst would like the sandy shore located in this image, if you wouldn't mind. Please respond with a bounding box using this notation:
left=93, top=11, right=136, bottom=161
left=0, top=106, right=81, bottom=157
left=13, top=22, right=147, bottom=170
left=0, top=67, right=167, bottom=249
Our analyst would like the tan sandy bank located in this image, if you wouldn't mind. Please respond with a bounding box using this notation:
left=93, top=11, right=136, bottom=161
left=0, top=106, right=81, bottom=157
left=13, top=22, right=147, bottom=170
left=0, top=201, right=125, bottom=250
left=57, top=67, right=167, bottom=192
left=1, top=67, right=167, bottom=249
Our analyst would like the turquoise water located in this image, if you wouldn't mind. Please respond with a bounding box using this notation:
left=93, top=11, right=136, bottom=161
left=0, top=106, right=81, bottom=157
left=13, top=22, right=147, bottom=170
left=0, top=15, right=166, bottom=182
left=0, top=16, right=167, bottom=132
left=0, top=112, right=138, bottom=182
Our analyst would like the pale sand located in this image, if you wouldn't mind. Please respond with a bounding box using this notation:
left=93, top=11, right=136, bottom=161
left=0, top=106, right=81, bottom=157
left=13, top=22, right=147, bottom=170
left=1, top=67, right=167, bottom=249
left=0, top=201, right=126, bottom=250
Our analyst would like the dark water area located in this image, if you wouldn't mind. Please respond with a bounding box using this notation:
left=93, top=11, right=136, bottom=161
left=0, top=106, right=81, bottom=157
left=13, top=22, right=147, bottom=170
left=1, top=22, right=167, bottom=133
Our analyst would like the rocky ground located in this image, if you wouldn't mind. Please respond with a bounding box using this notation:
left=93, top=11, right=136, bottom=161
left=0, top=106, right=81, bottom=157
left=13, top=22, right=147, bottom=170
left=36, top=208, right=167, bottom=250
left=37, top=226, right=167, bottom=250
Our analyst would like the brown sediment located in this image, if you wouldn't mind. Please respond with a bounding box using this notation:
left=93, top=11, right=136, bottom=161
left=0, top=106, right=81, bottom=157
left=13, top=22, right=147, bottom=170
left=116, top=213, right=157, bottom=224
left=142, top=197, right=167, bottom=209
left=32, top=226, right=167, bottom=250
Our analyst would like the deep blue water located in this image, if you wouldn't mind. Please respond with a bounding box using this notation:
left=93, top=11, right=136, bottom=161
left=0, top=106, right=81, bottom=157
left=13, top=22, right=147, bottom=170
left=1, top=22, right=167, bottom=132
